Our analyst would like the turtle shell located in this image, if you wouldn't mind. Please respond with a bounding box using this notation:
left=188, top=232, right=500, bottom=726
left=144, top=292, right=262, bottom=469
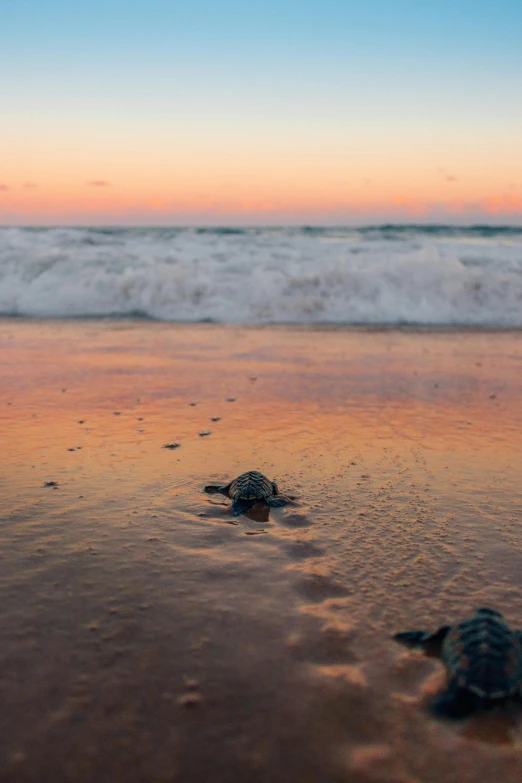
left=442, top=608, right=522, bottom=699
left=228, top=471, right=274, bottom=502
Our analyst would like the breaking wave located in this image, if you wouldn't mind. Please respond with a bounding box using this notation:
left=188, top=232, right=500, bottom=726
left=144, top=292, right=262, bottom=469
left=1, top=225, right=521, bottom=325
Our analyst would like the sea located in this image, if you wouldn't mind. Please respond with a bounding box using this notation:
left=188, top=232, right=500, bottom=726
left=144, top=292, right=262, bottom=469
left=1, top=225, right=521, bottom=325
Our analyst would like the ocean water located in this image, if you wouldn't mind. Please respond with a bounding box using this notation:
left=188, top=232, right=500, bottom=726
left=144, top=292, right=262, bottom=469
left=1, top=225, right=521, bottom=325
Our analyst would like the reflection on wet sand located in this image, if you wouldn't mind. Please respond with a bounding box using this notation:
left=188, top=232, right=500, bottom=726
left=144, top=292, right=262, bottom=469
left=1, top=321, right=522, bottom=782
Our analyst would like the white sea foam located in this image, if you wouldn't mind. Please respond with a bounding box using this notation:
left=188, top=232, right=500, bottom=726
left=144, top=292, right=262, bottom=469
left=0, top=226, right=521, bottom=325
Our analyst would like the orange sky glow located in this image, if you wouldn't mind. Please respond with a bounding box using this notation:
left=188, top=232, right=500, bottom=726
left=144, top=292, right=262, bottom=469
left=2, top=1, right=521, bottom=225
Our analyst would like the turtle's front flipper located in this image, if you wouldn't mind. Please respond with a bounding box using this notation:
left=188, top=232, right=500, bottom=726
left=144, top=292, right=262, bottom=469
left=231, top=498, right=256, bottom=517
left=431, top=680, right=478, bottom=719
left=393, top=630, right=429, bottom=647
left=204, top=483, right=230, bottom=496
left=265, top=495, right=290, bottom=508
left=394, top=625, right=450, bottom=655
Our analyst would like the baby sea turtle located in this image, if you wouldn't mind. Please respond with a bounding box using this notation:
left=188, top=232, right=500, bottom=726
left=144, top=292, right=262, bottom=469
left=394, top=608, right=522, bottom=717
left=204, top=470, right=291, bottom=517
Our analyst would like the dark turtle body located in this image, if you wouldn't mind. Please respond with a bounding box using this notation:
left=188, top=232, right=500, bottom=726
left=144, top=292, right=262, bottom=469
left=204, top=470, right=291, bottom=517
left=394, top=608, right=522, bottom=718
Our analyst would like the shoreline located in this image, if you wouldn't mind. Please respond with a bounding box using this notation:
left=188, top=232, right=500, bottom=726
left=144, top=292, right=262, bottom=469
left=2, top=315, right=522, bottom=332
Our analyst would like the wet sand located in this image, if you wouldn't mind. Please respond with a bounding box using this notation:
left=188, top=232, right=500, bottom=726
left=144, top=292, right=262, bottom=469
left=1, top=320, right=522, bottom=783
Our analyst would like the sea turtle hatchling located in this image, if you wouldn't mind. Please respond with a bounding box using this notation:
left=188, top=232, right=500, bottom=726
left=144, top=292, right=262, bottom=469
left=394, top=607, right=522, bottom=717
left=204, top=470, right=291, bottom=517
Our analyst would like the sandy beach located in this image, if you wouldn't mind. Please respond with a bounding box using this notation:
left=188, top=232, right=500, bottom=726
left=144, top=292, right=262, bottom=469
left=1, top=319, right=522, bottom=783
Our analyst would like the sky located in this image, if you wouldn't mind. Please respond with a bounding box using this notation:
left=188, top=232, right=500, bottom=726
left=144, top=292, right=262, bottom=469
left=1, top=0, right=521, bottom=226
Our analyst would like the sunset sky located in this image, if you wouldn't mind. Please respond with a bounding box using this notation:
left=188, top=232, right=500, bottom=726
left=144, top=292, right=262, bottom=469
left=1, top=0, right=521, bottom=225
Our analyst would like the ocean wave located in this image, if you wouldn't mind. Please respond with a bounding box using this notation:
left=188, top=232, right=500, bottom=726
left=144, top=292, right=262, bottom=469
left=1, top=226, right=521, bottom=325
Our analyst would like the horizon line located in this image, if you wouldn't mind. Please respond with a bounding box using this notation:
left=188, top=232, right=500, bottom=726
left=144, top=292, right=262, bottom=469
left=1, top=221, right=522, bottom=230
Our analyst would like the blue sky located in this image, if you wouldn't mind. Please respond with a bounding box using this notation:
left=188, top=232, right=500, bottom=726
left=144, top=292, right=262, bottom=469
left=1, top=0, right=521, bottom=224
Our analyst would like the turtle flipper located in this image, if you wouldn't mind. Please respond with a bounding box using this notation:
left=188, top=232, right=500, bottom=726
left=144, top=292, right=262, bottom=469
left=393, top=625, right=450, bottom=654
left=204, top=483, right=231, bottom=496
left=265, top=495, right=290, bottom=508
left=431, top=679, right=478, bottom=719
left=231, top=497, right=256, bottom=517
left=393, top=630, right=429, bottom=647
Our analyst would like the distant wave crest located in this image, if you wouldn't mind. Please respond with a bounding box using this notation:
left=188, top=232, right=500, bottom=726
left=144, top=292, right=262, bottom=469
left=1, top=226, right=522, bottom=325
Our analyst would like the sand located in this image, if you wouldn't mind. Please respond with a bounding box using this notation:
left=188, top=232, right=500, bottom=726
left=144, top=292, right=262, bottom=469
left=1, top=319, right=522, bottom=783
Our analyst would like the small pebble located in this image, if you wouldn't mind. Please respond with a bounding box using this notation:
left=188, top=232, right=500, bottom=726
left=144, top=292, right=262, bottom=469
left=44, top=481, right=58, bottom=487
left=226, top=397, right=236, bottom=402
left=199, top=431, right=212, bottom=437
left=177, top=693, right=202, bottom=708
left=67, top=448, right=75, bottom=452
left=163, top=442, right=181, bottom=449
left=114, top=411, right=121, bottom=415
left=210, top=417, right=221, bottom=422
left=77, top=420, right=85, bottom=424
left=189, top=402, right=197, bottom=406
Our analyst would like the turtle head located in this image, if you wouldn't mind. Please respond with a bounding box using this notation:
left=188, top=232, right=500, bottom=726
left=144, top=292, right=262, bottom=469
left=475, top=607, right=503, bottom=619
